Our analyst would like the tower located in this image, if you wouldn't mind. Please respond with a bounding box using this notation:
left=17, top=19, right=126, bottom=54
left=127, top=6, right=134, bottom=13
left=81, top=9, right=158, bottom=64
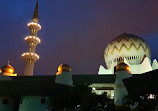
left=55, top=64, right=73, bottom=85
left=22, top=1, right=41, bottom=76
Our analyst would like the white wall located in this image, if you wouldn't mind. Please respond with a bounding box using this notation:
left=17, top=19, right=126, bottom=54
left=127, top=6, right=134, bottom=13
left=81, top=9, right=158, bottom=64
left=18, top=96, right=49, bottom=111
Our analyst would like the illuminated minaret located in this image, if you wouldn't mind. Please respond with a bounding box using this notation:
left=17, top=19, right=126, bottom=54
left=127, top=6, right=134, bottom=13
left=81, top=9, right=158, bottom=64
left=22, top=1, right=41, bottom=76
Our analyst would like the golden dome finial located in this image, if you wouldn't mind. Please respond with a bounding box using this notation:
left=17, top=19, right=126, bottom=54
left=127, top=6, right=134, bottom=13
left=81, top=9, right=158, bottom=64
left=1, top=62, right=14, bottom=74
left=116, top=62, right=130, bottom=73
left=57, top=63, right=71, bottom=75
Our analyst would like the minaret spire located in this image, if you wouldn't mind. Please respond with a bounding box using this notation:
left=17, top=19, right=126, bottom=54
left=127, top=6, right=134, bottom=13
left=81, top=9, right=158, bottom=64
left=22, top=1, right=41, bottom=76
left=33, top=0, right=38, bottom=20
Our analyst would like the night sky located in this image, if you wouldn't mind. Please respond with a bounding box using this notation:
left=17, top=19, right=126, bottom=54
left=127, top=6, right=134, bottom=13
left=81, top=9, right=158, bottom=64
left=0, top=0, right=158, bottom=75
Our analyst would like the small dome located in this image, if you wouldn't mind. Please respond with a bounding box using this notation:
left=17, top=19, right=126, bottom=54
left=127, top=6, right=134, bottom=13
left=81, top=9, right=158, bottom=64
left=58, top=64, right=71, bottom=72
left=1, top=63, right=14, bottom=74
left=116, top=62, right=130, bottom=72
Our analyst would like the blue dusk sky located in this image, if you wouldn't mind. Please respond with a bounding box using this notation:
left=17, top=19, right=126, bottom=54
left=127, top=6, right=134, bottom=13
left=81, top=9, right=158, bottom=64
left=0, top=0, right=158, bottom=75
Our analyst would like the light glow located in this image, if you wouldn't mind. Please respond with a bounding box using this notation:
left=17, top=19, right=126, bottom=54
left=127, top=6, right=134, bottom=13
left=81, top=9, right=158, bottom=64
left=22, top=52, right=39, bottom=59
left=3, top=73, right=17, bottom=76
left=92, top=87, right=96, bottom=90
left=126, top=66, right=130, bottom=71
left=9, top=69, right=14, bottom=73
left=148, top=94, right=156, bottom=99
left=27, top=22, right=41, bottom=29
left=24, top=36, right=41, bottom=43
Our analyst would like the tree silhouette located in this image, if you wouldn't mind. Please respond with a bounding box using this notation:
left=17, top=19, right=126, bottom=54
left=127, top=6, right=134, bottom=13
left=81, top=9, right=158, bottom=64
left=49, top=85, right=112, bottom=111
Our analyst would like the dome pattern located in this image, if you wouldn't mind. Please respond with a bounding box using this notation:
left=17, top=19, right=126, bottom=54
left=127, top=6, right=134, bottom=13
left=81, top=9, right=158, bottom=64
left=104, top=33, right=151, bottom=68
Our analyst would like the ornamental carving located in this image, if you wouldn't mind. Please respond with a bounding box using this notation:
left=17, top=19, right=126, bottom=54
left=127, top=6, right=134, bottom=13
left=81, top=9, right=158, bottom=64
left=105, top=42, right=150, bottom=57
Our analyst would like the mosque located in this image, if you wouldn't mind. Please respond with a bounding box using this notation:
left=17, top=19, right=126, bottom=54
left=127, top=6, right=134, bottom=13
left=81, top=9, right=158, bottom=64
left=0, top=1, right=158, bottom=111
left=99, top=33, right=158, bottom=74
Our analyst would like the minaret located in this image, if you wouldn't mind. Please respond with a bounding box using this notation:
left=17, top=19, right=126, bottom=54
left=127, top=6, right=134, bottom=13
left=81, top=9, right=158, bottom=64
left=22, top=1, right=41, bottom=76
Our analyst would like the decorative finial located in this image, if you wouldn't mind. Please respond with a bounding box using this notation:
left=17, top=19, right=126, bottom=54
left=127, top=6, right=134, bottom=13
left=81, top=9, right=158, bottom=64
left=32, top=0, right=38, bottom=20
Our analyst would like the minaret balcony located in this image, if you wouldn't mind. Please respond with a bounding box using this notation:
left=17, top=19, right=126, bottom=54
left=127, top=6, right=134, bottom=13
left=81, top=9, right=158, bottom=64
left=22, top=52, right=39, bottom=61
left=25, top=36, right=41, bottom=45
left=27, top=22, right=41, bottom=30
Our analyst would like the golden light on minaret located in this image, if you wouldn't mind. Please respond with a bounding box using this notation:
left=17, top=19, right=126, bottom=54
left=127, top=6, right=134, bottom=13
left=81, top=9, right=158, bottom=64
left=22, top=1, right=41, bottom=76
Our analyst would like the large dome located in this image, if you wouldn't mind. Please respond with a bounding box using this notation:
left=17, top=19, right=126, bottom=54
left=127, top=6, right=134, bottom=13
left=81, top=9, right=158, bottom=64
left=104, top=33, right=151, bottom=68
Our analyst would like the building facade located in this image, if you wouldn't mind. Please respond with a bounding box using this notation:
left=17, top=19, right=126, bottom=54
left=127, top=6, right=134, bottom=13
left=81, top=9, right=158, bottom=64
left=0, top=1, right=158, bottom=111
